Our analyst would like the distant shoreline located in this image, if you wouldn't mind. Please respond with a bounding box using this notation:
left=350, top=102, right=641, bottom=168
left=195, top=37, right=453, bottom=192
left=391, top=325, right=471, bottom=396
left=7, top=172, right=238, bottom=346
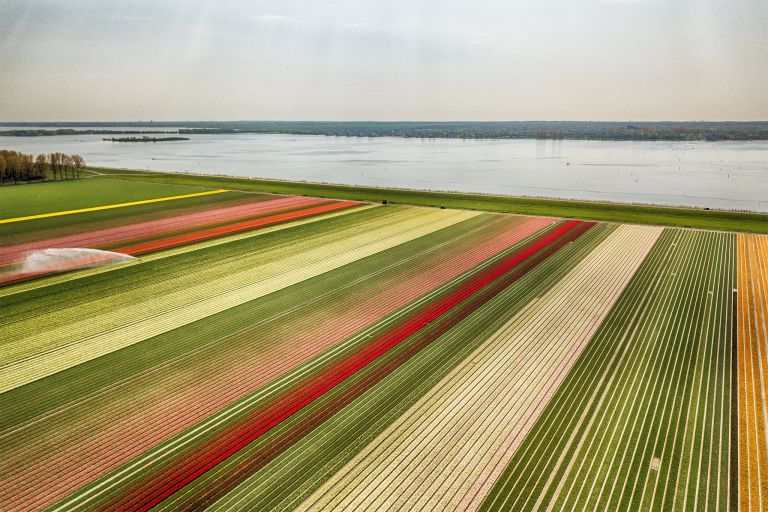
left=2, top=121, right=768, bottom=141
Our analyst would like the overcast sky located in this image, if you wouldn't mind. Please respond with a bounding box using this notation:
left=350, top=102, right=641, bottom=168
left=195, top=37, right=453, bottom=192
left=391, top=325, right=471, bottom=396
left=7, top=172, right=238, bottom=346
left=1, top=0, right=766, bottom=121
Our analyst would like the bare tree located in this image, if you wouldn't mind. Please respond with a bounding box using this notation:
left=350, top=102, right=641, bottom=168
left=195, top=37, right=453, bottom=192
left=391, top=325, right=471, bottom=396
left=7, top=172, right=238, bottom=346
left=34, top=154, right=47, bottom=180
left=58, top=153, right=67, bottom=180
left=7, top=152, right=20, bottom=184
left=22, top=154, right=33, bottom=181
left=72, top=154, right=85, bottom=179
left=50, top=153, right=60, bottom=180
left=49, top=153, right=56, bottom=180
left=62, top=154, right=71, bottom=179
left=0, top=153, right=6, bottom=186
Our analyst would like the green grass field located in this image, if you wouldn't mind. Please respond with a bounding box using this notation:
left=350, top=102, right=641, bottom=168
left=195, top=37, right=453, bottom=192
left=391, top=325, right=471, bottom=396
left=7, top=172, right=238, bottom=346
left=0, top=177, right=217, bottom=219
left=85, top=166, right=768, bottom=234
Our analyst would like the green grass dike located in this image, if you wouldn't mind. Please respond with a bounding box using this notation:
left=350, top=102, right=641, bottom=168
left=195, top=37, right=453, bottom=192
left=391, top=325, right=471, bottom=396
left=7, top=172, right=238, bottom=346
left=79, top=167, right=768, bottom=234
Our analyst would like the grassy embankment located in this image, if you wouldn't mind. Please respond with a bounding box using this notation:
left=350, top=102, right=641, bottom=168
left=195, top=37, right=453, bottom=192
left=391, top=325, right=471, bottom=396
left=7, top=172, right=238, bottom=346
left=0, top=177, right=215, bottom=219
left=84, top=167, right=768, bottom=234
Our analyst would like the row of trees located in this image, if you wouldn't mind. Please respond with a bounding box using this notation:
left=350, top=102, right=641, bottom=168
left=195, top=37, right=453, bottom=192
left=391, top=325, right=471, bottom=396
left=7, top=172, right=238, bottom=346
left=0, top=150, right=85, bottom=185
left=176, top=121, right=768, bottom=141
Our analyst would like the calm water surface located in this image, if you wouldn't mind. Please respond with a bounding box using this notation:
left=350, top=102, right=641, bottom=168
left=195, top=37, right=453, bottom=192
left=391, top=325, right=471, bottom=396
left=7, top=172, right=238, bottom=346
left=3, top=132, right=767, bottom=212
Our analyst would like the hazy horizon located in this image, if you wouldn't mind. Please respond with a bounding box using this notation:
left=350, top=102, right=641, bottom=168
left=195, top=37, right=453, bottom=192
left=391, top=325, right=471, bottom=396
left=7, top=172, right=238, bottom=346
left=2, top=119, right=768, bottom=124
left=2, top=0, right=767, bottom=122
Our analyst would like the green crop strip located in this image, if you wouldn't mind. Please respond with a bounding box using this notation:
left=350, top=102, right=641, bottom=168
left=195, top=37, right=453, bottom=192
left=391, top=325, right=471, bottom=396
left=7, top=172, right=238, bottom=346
left=480, top=229, right=735, bottom=511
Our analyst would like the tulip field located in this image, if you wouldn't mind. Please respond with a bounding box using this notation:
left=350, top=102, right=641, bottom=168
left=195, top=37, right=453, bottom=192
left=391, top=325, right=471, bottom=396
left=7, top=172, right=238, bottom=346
left=0, top=178, right=765, bottom=511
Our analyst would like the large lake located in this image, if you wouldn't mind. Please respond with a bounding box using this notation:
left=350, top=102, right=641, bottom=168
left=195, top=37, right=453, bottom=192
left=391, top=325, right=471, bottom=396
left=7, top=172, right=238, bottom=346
left=3, top=132, right=767, bottom=212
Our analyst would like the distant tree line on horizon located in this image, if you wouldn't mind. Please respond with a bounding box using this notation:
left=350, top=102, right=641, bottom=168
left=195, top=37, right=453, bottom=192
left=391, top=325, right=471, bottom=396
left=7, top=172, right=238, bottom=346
left=2, top=121, right=768, bottom=141
left=175, top=121, right=768, bottom=141
left=0, top=129, right=176, bottom=137
left=0, top=150, right=85, bottom=186
left=104, top=136, right=190, bottom=143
